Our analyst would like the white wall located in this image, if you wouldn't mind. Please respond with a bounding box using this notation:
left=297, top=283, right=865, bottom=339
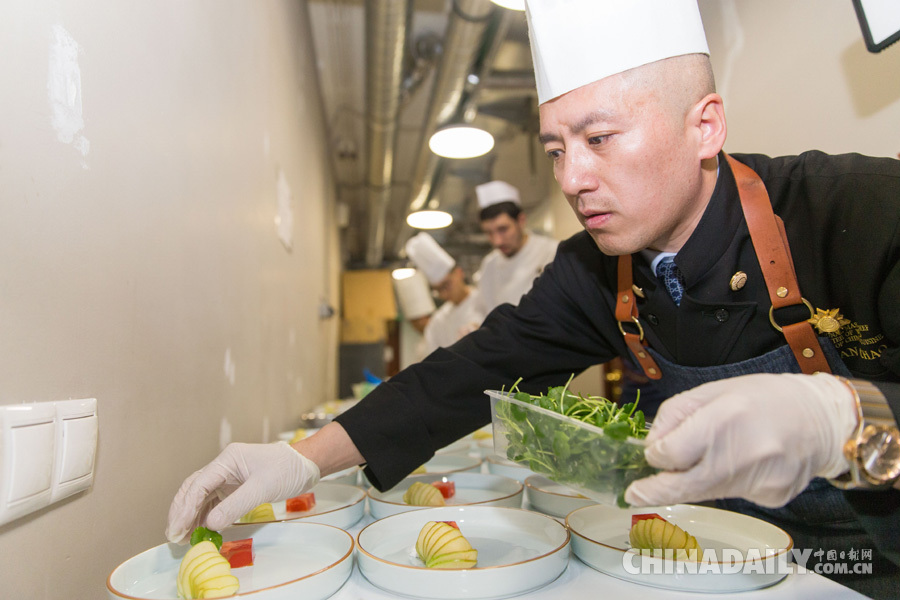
left=702, top=0, right=900, bottom=159
left=0, top=1, right=340, bottom=597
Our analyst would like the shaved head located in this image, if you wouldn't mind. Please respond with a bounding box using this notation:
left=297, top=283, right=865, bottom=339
left=622, top=54, right=717, bottom=123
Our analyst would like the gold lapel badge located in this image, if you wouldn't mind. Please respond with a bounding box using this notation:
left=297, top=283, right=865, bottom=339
left=808, top=308, right=850, bottom=334
left=730, top=271, right=747, bottom=291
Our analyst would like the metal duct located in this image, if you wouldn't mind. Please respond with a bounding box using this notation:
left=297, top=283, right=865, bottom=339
left=387, top=1, right=510, bottom=258
left=364, top=0, right=411, bottom=267
left=407, top=0, right=497, bottom=214
left=362, top=0, right=510, bottom=266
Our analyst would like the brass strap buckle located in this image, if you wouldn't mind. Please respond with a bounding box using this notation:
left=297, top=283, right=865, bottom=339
left=768, top=297, right=815, bottom=332
left=617, top=316, right=645, bottom=341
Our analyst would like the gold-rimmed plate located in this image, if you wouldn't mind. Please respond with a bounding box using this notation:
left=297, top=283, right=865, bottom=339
left=367, top=472, right=523, bottom=519
left=566, top=504, right=793, bottom=593
left=525, top=474, right=597, bottom=518
left=107, top=522, right=353, bottom=600
left=233, top=482, right=365, bottom=529
left=356, top=506, right=570, bottom=599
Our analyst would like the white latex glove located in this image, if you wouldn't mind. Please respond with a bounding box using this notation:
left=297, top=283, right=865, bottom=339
left=625, top=373, right=857, bottom=508
left=166, top=441, right=320, bottom=543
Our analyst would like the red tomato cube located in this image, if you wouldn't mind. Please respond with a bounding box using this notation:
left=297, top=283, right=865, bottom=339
left=631, top=513, right=665, bottom=527
left=286, top=492, right=316, bottom=512
left=431, top=480, right=455, bottom=499
left=220, top=538, right=254, bottom=569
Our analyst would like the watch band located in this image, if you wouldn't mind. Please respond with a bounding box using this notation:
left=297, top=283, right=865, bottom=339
left=829, top=378, right=900, bottom=490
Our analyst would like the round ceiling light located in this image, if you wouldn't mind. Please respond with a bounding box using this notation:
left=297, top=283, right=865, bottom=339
left=490, top=0, right=525, bottom=10
left=391, top=267, right=417, bottom=281
left=406, top=210, right=453, bottom=230
left=428, top=126, right=494, bottom=159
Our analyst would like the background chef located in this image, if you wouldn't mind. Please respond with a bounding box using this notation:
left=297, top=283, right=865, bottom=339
left=473, top=180, right=558, bottom=314
left=167, top=1, right=900, bottom=596
left=404, top=232, right=485, bottom=358
left=392, top=268, right=436, bottom=368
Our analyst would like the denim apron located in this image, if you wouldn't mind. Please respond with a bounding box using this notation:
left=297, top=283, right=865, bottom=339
left=630, top=344, right=898, bottom=597
left=614, top=156, right=899, bottom=597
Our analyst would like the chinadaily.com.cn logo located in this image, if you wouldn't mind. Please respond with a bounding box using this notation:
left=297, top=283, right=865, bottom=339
left=622, top=548, right=874, bottom=576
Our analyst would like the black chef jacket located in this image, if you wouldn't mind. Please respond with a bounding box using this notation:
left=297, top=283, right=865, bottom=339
left=335, top=150, right=900, bottom=562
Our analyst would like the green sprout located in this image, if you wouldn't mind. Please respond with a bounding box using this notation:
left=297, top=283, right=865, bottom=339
left=495, top=376, right=656, bottom=507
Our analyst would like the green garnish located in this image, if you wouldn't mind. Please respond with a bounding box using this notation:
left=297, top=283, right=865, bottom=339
left=189, top=526, right=223, bottom=550
left=495, top=375, right=657, bottom=507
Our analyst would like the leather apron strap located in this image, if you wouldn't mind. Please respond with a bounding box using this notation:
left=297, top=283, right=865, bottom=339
left=725, top=154, right=831, bottom=375
left=615, top=155, right=831, bottom=378
left=616, top=254, right=662, bottom=379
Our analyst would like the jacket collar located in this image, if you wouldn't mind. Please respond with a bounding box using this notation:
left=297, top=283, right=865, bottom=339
left=675, top=151, right=745, bottom=286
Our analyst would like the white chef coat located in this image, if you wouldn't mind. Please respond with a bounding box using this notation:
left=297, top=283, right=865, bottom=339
left=420, top=287, right=486, bottom=358
left=474, top=232, right=559, bottom=314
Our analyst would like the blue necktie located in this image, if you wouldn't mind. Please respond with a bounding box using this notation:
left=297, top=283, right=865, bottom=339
left=656, top=256, right=685, bottom=306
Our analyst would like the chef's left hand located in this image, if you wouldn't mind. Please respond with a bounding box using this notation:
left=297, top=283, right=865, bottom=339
left=165, top=441, right=320, bottom=544
left=625, top=373, right=858, bottom=508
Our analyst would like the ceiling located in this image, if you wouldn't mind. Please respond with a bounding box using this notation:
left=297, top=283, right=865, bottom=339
left=307, top=0, right=553, bottom=274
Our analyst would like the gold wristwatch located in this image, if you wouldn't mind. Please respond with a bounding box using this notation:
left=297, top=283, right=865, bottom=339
left=829, top=378, right=900, bottom=490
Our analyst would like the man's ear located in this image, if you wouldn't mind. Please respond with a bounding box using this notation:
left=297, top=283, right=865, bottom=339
left=517, top=212, right=527, bottom=228
left=690, top=93, right=727, bottom=160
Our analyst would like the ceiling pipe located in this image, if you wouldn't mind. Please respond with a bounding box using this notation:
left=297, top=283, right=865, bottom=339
left=363, top=0, right=412, bottom=267
left=388, top=1, right=511, bottom=258
left=406, top=0, right=497, bottom=214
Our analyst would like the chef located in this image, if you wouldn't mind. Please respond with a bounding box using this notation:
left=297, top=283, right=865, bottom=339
left=392, top=269, right=435, bottom=367
left=167, top=1, right=900, bottom=595
left=473, top=180, right=559, bottom=313
left=404, top=232, right=485, bottom=358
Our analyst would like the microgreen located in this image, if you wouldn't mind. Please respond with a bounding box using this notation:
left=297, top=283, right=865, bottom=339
left=494, top=376, right=656, bottom=507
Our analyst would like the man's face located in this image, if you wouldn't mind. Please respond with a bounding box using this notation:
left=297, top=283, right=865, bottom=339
left=538, top=72, right=708, bottom=255
left=432, top=267, right=467, bottom=304
left=480, top=213, right=527, bottom=258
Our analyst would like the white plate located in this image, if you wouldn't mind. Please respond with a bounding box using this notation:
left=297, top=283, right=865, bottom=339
left=420, top=453, right=482, bottom=474
left=357, top=506, right=570, bottom=599
left=525, top=475, right=597, bottom=518
left=234, top=482, right=365, bottom=529
left=277, top=428, right=320, bottom=442
left=485, top=454, right=535, bottom=483
left=322, top=465, right=361, bottom=487
left=368, top=472, right=524, bottom=519
left=107, top=522, right=353, bottom=600
left=435, top=438, right=475, bottom=455
left=360, top=455, right=482, bottom=489
left=435, top=427, right=495, bottom=457
left=566, top=504, right=794, bottom=593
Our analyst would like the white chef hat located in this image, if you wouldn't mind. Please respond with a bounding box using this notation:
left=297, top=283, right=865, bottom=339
left=475, top=180, right=521, bottom=210
left=394, top=270, right=436, bottom=320
left=404, top=232, right=456, bottom=285
left=525, top=0, right=709, bottom=105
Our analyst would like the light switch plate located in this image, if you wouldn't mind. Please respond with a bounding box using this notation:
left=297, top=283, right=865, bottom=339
left=0, top=398, right=98, bottom=527
left=0, top=402, right=57, bottom=526
left=51, top=398, right=98, bottom=502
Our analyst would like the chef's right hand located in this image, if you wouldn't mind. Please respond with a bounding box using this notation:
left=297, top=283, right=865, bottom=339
left=166, top=441, right=320, bottom=544
left=624, top=372, right=857, bottom=508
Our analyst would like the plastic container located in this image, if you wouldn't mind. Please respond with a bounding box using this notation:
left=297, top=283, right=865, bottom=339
left=486, top=389, right=657, bottom=507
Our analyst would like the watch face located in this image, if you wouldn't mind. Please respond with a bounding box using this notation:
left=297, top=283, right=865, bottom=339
left=859, top=425, right=900, bottom=482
